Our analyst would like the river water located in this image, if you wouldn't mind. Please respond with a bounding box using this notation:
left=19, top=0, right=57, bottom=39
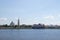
left=0, top=29, right=60, bottom=40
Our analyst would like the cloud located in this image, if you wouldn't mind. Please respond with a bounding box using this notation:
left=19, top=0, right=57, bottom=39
left=0, top=18, right=8, bottom=25
left=43, top=16, right=55, bottom=20
left=0, top=18, right=7, bottom=21
left=58, top=15, right=60, bottom=17
left=14, top=17, right=17, bottom=20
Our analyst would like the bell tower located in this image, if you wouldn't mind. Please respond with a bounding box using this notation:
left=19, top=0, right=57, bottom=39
left=18, top=18, right=20, bottom=27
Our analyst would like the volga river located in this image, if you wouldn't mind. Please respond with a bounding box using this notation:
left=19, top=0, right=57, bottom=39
left=0, top=29, right=60, bottom=40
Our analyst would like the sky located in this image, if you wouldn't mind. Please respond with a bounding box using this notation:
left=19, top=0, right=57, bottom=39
left=0, top=0, right=60, bottom=25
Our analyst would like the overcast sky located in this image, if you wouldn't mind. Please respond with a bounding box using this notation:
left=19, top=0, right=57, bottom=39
left=0, top=0, right=60, bottom=25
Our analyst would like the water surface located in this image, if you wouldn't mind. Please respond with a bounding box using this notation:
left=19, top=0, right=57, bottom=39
left=0, top=29, right=60, bottom=40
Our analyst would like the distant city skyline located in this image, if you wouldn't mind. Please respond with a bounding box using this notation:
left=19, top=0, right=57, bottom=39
left=0, top=0, right=60, bottom=25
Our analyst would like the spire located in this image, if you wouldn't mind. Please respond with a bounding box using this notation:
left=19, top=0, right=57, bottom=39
left=18, top=18, right=20, bottom=27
